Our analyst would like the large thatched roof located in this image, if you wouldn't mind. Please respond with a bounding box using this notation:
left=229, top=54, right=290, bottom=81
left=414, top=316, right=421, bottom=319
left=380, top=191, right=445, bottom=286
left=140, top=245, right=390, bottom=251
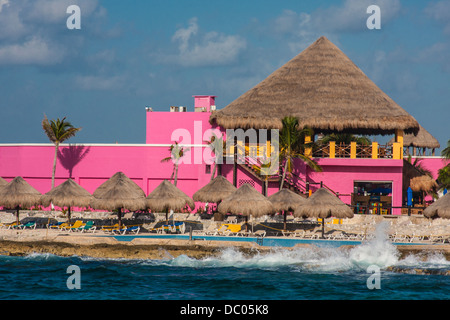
left=146, top=180, right=195, bottom=212
left=90, top=172, right=146, bottom=211
left=41, top=178, right=93, bottom=208
left=218, top=183, right=275, bottom=217
left=424, top=193, right=450, bottom=219
left=193, top=175, right=237, bottom=203
left=268, top=188, right=307, bottom=213
left=0, top=176, right=42, bottom=208
left=294, top=188, right=354, bottom=219
left=210, top=36, right=419, bottom=135
left=388, top=124, right=440, bottom=149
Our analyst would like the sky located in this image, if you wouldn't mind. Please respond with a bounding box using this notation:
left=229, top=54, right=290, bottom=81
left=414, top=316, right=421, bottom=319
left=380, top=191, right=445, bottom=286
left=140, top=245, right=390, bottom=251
left=0, top=0, right=449, bottom=153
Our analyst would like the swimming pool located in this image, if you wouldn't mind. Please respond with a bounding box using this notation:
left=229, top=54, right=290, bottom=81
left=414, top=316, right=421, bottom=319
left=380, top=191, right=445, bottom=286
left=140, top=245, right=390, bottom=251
left=109, top=234, right=423, bottom=247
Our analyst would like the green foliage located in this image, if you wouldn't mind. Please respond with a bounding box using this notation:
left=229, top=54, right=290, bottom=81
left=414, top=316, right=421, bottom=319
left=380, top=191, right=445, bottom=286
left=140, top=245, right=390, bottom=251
left=437, top=164, right=450, bottom=190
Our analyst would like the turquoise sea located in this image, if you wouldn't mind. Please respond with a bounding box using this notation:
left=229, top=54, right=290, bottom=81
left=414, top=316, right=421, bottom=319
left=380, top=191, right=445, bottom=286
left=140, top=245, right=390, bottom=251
left=0, top=223, right=448, bottom=315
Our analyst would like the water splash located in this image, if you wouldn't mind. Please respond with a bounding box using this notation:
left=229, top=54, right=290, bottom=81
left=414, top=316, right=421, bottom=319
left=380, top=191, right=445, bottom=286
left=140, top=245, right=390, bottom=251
left=158, top=221, right=449, bottom=274
left=348, top=221, right=400, bottom=269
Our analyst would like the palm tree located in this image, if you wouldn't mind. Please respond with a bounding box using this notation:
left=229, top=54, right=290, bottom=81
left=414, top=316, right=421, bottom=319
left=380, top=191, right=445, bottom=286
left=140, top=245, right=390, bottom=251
left=279, top=116, right=322, bottom=190
left=42, top=115, right=81, bottom=190
left=161, top=141, right=189, bottom=186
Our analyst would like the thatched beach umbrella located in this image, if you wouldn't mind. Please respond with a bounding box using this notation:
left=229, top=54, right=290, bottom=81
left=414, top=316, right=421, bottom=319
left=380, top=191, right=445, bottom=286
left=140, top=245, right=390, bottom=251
left=41, top=178, right=93, bottom=223
left=146, top=180, right=195, bottom=223
left=218, top=183, right=275, bottom=231
left=295, top=188, right=353, bottom=238
left=0, top=177, right=7, bottom=190
left=410, top=175, right=438, bottom=192
left=90, top=172, right=146, bottom=228
left=424, top=193, right=450, bottom=219
left=0, top=176, right=42, bottom=225
left=193, top=175, right=237, bottom=212
left=268, top=188, right=307, bottom=231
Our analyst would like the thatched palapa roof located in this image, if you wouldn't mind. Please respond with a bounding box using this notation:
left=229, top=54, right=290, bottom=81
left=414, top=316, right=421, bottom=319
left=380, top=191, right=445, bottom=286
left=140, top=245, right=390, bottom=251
left=294, top=188, right=354, bottom=219
left=146, top=180, right=195, bottom=213
left=90, top=172, right=146, bottom=212
left=424, top=193, right=450, bottom=219
left=218, top=183, right=275, bottom=217
left=210, top=36, right=419, bottom=135
left=0, top=176, right=42, bottom=208
left=268, top=188, right=306, bottom=213
left=388, top=124, right=440, bottom=149
left=409, top=175, right=438, bottom=192
left=193, top=175, right=237, bottom=203
left=0, top=177, right=7, bottom=190
left=41, top=178, right=93, bottom=208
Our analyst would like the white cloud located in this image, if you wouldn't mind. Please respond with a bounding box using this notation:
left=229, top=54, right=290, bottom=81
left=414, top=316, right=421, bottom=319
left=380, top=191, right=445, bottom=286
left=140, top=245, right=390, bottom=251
left=267, top=0, right=401, bottom=54
left=0, top=0, right=104, bottom=65
left=158, top=17, right=247, bottom=67
left=0, top=36, right=65, bottom=65
left=312, top=0, right=401, bottom=32
left=0, top=0, right=9, bottom=12
left=74, top=75, right=125, bottom=91
left=425, top=0, right=450, bottom=35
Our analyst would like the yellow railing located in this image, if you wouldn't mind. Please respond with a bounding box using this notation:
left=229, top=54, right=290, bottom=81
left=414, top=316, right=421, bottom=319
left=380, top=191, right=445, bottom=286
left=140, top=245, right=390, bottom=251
left=313, top=142, right=402, bottom=159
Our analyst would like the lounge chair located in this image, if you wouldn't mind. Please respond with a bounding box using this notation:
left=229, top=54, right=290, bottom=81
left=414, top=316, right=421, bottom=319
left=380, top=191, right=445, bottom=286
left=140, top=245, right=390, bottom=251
left=61, top=220, right=84, bottom=231
left=206, top=224, right=228, bottom=236
left=118, top=225, right=140, bottom=235
left=101, top=224, right=120, bottom=233
left=77, top=221, right=96, bottom=233
left=252, top=230, right=266, bottom=237
left=19, top=221, right=36, bottom=229
left=3, top=222, right=18, bottom=229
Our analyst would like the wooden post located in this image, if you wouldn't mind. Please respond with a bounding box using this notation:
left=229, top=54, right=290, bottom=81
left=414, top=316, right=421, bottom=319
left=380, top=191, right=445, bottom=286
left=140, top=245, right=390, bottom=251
left=304, top=135, right=312, bottom=158
left=395, top=129, right=404, bottom=160
left=350, top=142, right=357, bottom=159
left=329, top=141, right=335, bottom=158
left=371, top=142, right=378, bottom=159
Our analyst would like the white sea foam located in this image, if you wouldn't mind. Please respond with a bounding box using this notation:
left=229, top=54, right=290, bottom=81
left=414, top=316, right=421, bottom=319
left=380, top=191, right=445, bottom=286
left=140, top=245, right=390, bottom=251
left=163, top=221, right=449, bottom=273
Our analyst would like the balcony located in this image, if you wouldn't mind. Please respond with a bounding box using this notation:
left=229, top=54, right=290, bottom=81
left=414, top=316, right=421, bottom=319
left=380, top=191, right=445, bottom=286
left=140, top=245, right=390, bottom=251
left=312, top=141, right=404, bottom=159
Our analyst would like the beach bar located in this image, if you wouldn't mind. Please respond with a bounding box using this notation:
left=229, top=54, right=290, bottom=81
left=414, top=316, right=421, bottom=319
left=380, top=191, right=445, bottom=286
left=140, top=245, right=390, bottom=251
left=0, top=37, right=444, bottom=216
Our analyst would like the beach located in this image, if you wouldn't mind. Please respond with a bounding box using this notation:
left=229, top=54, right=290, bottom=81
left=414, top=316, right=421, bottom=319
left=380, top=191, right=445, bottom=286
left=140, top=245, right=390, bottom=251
left=0, top=211, right=449, bottom=264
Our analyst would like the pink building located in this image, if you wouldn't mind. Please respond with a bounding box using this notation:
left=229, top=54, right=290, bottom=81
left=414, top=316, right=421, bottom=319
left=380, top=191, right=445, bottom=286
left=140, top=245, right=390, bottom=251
left=0, top=94, right=444, bottom=215
left=0, top=37, right=447, bottom=216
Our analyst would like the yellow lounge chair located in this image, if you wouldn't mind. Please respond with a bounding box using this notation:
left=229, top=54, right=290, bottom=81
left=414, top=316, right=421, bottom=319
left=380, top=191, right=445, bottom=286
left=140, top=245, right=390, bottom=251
left=64, top=220, right=85, bottom=231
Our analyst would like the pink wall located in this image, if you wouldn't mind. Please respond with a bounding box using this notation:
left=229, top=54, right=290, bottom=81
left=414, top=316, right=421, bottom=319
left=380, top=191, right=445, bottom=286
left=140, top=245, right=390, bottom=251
left=2, top=104, right=446, bottom=215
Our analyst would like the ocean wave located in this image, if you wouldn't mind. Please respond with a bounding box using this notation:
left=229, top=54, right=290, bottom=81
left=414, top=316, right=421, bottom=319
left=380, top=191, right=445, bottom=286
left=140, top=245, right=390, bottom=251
left=148, top=222, right=449, bottom=273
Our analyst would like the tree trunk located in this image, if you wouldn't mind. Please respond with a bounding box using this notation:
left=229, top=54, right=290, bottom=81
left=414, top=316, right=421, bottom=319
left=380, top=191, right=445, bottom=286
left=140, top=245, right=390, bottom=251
left=279, top=159, right=289, bottom=190
left=210, top=162, right=217, bottom=181
left=174, top=163, right=178, bottom=186
left=52, top=143, right=59, bottom=190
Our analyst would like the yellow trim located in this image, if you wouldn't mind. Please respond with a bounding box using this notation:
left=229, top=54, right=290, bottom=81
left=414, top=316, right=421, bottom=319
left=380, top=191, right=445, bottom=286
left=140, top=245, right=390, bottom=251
left=393, top=142, right=401, bottom=159
left=395, top=129, right=404, bottom=159
left=350, top=141, right=357, bottom=159
left=371, top=142, right=378, bottom=159
left=329, top=141, right=335, bottom=158
left=304, top=135, right=312, bottom=158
